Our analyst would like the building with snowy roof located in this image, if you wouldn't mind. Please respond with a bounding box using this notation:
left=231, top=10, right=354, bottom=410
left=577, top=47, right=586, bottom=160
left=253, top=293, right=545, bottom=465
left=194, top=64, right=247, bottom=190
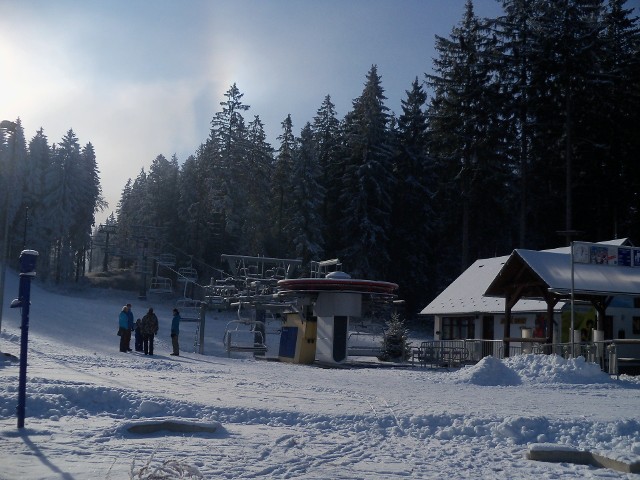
left=421, top=239, right=640, bottom=355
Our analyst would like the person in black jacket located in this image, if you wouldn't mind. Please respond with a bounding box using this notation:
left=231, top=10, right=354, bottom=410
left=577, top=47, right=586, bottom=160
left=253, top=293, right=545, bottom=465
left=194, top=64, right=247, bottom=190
left=170, top=308, right=181, bottom=356
left=141, top=307, right=159, bottom=355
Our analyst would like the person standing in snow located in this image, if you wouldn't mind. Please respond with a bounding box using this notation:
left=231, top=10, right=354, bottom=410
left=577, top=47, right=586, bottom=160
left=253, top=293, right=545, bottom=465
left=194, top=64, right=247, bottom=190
left=141, top=307, right=159, bottom=355
left=125, top=303, right=134, bottom=352
left=134, top=318, right=143, bottom=352
left=170, top=308, right=181, bottom=356
left=118, top=305, right=130, bottom=353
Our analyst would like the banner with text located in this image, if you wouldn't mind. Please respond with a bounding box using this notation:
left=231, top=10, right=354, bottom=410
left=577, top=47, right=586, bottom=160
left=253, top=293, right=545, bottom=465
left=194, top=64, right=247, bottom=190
left=572, top=242, right=640, bottom=267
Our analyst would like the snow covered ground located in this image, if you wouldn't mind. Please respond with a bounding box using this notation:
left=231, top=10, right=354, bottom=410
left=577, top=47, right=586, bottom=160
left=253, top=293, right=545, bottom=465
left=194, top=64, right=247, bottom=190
left=1, top=268, right=639, bottom=479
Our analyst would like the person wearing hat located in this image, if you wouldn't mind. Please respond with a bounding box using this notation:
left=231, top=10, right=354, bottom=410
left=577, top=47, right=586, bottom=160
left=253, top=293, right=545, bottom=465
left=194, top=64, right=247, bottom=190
left=170, top=308, right=181, bottom=356
left=141, top=307, right=159, bottom=355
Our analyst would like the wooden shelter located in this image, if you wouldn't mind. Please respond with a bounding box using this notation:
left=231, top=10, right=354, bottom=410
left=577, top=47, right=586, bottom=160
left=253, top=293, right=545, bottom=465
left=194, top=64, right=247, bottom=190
left=485, top=239, right=640, bottom=355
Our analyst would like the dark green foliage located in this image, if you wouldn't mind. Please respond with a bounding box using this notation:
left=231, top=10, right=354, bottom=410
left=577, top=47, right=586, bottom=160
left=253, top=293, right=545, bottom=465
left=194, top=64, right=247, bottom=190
left=9, top=0, right=638, bottom=316
left=428, top=1, right=514, bottom=271
left=113, top=0, right=638, bottom=314
left=388, top=78, right=436, bottom=314
left=0, top=123, right=105, bottom=282
left=339, top=65, right=395, bottom=280
left=271, top=114, right=296, bottom=257
left=379, top=313, right=412, bottom=362
left=311, top=95, right=343, bottom=258
left=287, top=123, right=325, bottom=264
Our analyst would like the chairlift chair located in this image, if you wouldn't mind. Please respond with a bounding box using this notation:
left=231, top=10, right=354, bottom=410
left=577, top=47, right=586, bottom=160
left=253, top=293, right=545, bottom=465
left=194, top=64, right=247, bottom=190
left=177, top=267, right=198, bottom=298
left=222, top=302, right=268, bottom=356
left=347, top=322, right=387, bottom=357
left=177, top=267, right=198, bottom=283
left=222, top=320, right=268, bottom=357
left=148, top=253, right=177, bottom=295
left=156, top=253, right=176, bottom=267
left=148, top=277, right=173, bottom=294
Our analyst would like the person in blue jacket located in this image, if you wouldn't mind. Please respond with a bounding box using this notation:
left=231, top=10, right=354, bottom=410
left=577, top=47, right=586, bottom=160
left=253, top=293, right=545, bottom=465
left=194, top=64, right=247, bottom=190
left=170, top=308, right=181, bottom=356
left=125, top=303, right=134, bottom=352
left=118, top=305, right=130, bottom=353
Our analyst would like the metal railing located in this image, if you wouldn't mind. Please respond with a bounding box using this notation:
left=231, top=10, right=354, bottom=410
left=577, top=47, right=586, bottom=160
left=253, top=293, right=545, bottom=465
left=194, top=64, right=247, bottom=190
left=412, top=338, right=640, bottom=375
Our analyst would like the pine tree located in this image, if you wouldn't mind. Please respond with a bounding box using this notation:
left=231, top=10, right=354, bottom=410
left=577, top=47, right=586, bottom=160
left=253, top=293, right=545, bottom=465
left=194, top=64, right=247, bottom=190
left=24, top=128, right=52, bottom=278
left=340, top=65, right=394, bottom=279
left=70, top=142, right=105, bottom=279
left=389, top=78, right=436, bottom=313
left=586, top=0, right=640, bottom=241
left=286, top=123, right=325, bottom=264
left=0, top=119, right=27, bottom=264
left=207, top=83, right=251, bottom=255
left=524, top=0, right=608, bottom=245
left=427, top=1, right=512, bottom=275
left=380, top=312, right=412, bottom=361
left=311, top=95, right=343, bottom=258
left=493, top=0, right=542, bottom=247
left=244, top=115, right=274, bottom=255
left=44, top=129, right=85, bottom=282
left=271, top=114, right=296, bottom=256
left=114, top=177, right=134, bottom=265
left=146, top=154, right=180, bottom=249
left=178, top=151, right=215, bottom=265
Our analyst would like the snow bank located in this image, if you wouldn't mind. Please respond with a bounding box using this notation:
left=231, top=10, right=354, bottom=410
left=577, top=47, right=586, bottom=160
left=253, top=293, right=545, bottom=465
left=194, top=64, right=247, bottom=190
left=452, top=354, right=614, bottom=386
left=450, top=355, right=522, bottom=385
left=1, top=269, right=639, bottom=479
left=504, top=354, right=613, bottom=384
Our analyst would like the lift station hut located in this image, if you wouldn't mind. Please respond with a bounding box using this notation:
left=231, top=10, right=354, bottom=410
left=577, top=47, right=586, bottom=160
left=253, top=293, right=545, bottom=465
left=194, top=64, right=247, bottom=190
left=276, top=272, right=398, bottom=365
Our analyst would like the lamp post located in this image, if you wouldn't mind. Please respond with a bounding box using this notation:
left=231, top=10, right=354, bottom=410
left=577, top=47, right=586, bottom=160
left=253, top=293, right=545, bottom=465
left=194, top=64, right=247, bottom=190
left=0, top=120, right=17, bottom=339
left=12, top=249, right=38, bottom=428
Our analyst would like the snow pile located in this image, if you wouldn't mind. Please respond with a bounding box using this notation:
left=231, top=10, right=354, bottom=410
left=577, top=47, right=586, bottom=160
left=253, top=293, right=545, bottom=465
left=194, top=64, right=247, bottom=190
left=451, top=355, right=522, bottom=386
left=452, top=354, right=614, bottom=386
left=1, top=270, right=639, bottom=479
left=504, top=354, right=613, bottom=384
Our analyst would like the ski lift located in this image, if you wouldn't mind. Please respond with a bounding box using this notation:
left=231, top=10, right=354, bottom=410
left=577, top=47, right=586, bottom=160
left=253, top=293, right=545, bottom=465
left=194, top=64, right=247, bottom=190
left=148, top=277, right=173, bottom=294
left=310, top=259, right=342, bottom=278
left=347, top=322, right=387, bottom=357
left=177, top=267, right=198, bottom=298
left=175, top=298, right=202, bottom=321
left=156, top=253, right=176, bottom=267
left=222, top=320, right=267, bottom=357
left=177, top=267, right=198, bottom=283
left=148, top=253, right=176, bottom=294
left=222, top=302, right=267, bottom=357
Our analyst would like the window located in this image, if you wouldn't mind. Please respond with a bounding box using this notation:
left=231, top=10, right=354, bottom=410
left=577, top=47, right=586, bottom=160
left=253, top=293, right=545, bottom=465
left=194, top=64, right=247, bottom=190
left=633, top=316, right=640, bottom=335
left=441, top=316, right=475, bottom=340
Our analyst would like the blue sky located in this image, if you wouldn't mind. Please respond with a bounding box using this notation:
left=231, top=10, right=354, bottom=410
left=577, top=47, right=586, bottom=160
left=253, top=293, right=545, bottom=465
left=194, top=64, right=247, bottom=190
left=2, top=0, right=636, bottom=224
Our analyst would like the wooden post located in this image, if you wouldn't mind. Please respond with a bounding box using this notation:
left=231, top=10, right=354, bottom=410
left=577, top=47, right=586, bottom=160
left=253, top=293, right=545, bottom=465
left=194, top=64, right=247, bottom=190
left=504, top=293, right=512, bottom=358
left=198, top=304, right=206, bottom=355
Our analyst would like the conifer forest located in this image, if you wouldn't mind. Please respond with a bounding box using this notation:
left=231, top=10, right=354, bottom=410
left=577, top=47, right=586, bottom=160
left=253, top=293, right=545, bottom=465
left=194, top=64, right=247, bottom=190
left=1, top=0, right=639, bottom=315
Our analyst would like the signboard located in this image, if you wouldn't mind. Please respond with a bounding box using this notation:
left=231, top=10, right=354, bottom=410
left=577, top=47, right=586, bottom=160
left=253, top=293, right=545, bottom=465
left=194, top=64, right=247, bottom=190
left=618, top=247, right=632, bottom=267
left=573, top=242, right=637, bottom=267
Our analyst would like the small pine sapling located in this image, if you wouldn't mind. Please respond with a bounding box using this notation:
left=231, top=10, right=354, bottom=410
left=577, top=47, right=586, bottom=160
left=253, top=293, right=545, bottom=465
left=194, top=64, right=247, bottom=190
left=379, top=312, right=412, bottom=361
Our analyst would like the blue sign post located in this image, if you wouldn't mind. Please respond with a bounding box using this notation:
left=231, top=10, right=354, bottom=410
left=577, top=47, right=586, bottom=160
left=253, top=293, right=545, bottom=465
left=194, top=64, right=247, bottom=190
left=11, top=249, right=38, bottom=429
